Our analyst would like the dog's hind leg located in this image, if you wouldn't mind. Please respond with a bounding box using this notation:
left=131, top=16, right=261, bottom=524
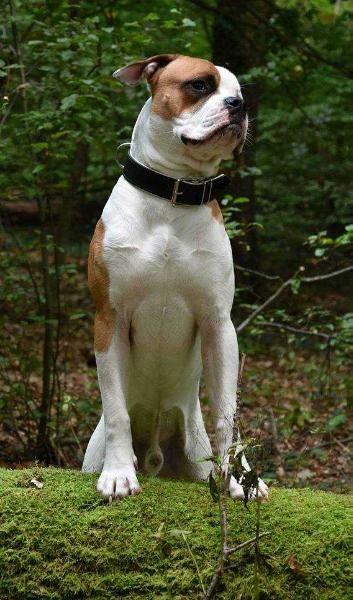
left=82, top=415, right=105, bottom=473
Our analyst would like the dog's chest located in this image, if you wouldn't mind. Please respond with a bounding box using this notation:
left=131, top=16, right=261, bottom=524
left=101, top=177, right=233, bottom=312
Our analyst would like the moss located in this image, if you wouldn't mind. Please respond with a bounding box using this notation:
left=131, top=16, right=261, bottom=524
left=0, top=468, right=352, bottom=599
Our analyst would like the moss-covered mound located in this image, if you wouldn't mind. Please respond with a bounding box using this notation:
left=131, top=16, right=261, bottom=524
left=0, top=468, right=352, bottom=600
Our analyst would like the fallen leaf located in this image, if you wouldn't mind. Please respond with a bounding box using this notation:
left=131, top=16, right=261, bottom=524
left=288, top=554, right=304, bottom=576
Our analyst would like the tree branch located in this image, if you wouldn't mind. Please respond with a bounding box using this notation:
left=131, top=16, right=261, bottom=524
left=301, top=265, right=353, bottom=283
left=236, top=265, right=353, bottom=334
left=235, top=264, right=281, bottom=280
left=258, top=322, right=332, bottom=340
left=236, top=274, right=295, bottom=333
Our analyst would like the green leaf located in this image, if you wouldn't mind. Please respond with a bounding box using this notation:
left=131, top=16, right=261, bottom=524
left=182, top=18, right=196, bottom=27
left=32, top=164, right=45, bottom=175
left=51, top=131, right=70, bottom=140
left=30, top=142, right=49, bottom=152
left=69, top=312, right=86, bottom=320
left=290, top=278, right=301, bottom=295
left=61, top=94, right=79, bottom=111
left=325, top=412, right=347, bottom=432
left=234, top=197, right=250, bottom=204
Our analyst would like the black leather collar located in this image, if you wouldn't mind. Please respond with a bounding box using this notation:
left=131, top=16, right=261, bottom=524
left=123, top=153, right=230, bottom=206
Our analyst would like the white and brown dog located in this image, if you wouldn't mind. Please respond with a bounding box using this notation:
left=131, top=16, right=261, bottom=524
left=82, top=54, right=268, bottom=501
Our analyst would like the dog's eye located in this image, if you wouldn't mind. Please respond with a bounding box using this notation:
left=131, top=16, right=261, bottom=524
left=190, top=80, right=207, bottom=92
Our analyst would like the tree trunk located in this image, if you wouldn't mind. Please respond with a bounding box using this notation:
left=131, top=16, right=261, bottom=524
left=57, top=141, right=89, bottom=246
left=212, top=0, right=273, bottom=267
left=35, top=196, right=56, bottom=462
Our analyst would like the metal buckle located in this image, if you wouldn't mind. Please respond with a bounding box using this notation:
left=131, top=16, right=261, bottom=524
left=171, top=174, right=222, bottom=206
left=171, top=179, right=183, bottom=205
left=200, top=179, right=213, bottom=205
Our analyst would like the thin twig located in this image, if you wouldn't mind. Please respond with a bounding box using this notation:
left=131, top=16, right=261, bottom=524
left=226, top=532, right=271, bottom=556
left=232, top=353, right=246, bottom=455
left=236, top=273, right=297, bottom=333
left=204, top=354, right=250, bottom=600
left=333, top=438, right=352, bottom=454
left=236, top=265, right=353, bottom=334
left=203, top=477, right=229, bottom=600
left=258, top=321, right=332, bottom=340
left=235, top=264, right=281, bottom=281
left=221, top=492, right=228, bottom=561
left=307, top=436, right=353, bottom=451
left=253, top=481, right=261, bottom=596
left=301, top=265, right=353, bottom=282
left=203, top=567, right=222, bottom=600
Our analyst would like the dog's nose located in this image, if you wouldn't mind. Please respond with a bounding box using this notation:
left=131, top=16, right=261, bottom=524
left=224, top=96, right=244, bottom=110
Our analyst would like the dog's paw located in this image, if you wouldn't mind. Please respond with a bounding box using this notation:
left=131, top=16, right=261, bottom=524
left=229, top=475, right=269, bottom=502
left=97, top=467, right=141, bottom=500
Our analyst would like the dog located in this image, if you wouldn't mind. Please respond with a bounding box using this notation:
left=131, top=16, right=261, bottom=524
left=82, top=54, right=268, bottom=502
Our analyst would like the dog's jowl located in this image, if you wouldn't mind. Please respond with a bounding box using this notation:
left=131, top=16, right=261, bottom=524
left=82, top=54, right=268, bottom=501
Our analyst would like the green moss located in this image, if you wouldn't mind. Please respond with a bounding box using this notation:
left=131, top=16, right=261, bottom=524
left=0, top=468, right=352, bottom=599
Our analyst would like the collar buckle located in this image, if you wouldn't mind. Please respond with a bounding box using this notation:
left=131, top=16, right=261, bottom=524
left=171, top=179, right=183, bottom=205
left=171, top=177, right=215, bottom=206
left=201, top=179, right=213, bottom=205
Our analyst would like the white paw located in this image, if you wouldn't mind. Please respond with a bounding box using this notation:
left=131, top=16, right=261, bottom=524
left=229, top=475, right=269, bottom=502
left=97, top=467, right=141, bottom=500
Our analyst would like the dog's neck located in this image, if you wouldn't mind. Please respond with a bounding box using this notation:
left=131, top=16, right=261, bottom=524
left=130, top=98, right=224, bottom=180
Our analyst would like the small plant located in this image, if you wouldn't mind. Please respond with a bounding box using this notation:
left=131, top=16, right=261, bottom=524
left=202, top=356, right=270, bottom=599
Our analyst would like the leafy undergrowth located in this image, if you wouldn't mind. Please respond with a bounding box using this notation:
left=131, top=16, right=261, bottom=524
left=0, top=468, right=352, bottom=600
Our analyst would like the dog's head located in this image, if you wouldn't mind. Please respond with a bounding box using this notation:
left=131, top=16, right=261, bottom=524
left=114, top=54, right=247, bottom=163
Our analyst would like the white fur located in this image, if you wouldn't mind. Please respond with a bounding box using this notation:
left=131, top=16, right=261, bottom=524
left=82, top=64, right=268, bottom=501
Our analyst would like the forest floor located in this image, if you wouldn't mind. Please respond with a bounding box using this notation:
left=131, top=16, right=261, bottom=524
left=0, top=252, right=352, bottom=492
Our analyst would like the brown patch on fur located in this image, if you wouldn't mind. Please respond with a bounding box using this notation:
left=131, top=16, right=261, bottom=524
left=208, top=199, right=224, bottom=224
left=150, top=55, right=221, bottom=119
left=88, top=219, right=116, bottom=353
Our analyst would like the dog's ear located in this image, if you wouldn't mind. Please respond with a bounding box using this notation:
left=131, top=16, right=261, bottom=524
left=113, top=54, right=179, bottom=86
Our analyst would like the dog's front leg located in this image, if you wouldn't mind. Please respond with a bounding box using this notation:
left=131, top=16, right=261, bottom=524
left=200, top=314, right=238, bottom=461
left=200, top=314, right=268, bottom=500
left=95, top=316, right=140, bottom=500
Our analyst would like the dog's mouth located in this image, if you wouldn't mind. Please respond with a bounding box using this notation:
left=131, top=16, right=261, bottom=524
left=180, top=122, right=242, bottom=147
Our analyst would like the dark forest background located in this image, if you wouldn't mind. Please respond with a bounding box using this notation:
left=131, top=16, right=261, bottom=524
left=0, top=0, right=352, bottom=491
